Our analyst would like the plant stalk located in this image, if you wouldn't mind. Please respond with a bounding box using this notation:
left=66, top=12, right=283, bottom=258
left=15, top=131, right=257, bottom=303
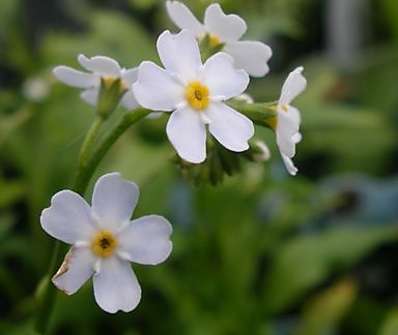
left=34, top=108, right=150, bottom=334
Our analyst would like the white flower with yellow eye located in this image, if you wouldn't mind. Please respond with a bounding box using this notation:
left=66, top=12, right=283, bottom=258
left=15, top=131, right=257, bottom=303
left=166, top=1, right=272, bottom=77
left=40, top=173, right=172, bottom=313
left=133, top=29, right=254, bottom=164
left=275, top=67, right=307, bottom=176
left=53, top=54, right=139, bottom=110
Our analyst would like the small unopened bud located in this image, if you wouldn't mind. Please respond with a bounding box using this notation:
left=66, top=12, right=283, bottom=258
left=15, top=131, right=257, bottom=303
left=97, top=77, right=127, bottom=119
left=199, top=34, right=225, bottom=61
left=235, top=94, right=254, bottom=104
left=245, top=140, right=271, bottom=162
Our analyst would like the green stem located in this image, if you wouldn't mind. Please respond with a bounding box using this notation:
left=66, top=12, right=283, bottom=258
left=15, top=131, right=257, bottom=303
left=34, top=108, right=150, bottom=334
left=73, top=108, right=150, bottom=194
left=228, top=100, right=277, bottom=127
left=78, top=117, right=104, bottom=166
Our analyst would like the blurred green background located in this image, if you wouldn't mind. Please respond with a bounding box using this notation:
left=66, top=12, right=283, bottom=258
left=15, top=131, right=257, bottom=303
left=1, top=0, right=398, bottom=334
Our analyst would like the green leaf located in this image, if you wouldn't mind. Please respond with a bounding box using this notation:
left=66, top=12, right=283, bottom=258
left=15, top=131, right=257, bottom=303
left=295, top=279, right=357, bottom=335
left=379, top=308, right=398, bottom=335
left=263, top=225, right=397, bottom=314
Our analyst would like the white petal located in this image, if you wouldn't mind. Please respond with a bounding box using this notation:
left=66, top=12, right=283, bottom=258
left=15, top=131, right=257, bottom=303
left=133, top=61, right=183, bottom=112
left=276, top=110, right=299, bottom=158
left=204, top=4, right=247, bottom=42
left=201, top=52, right=249, bottom=100
left=286, top=105, right=301, bottom=125
left=207, top=103, right=254, bottom=152
left=52, top=246, right=95, bottom=295
left=157, top=30, right=202, bottom=82
left=279, top=66, right=307, bottom=105
left=120, top=91, right=139, bottom=110
left=166, top=1, right=205, bottom=36
left=78, top=54, right=121, bottom=76
left=119, top=215, right=172, bottom=265
left=80, top=88, right=99, bottom=106
left=121, top=68, right=138, bottom=86
left=224, top=40, right=272, bottom=77
left=91, top=173, right=139, bottom=230
left=282, top=154, right=298, bottom=176
left=41, top=190, right=95, bottom=244
left=293, top=132, right=302, bottom=144
left=166, top=107, right=206, bottom=163
left=93, top=257, right=141, bottom=313
left=53, top=66, right=97, bottom=88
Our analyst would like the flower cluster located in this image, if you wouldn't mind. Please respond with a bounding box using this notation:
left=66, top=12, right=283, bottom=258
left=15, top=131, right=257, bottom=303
left=43, top=1, right=308, bottom=315
left=53, top=1, right=307, bottom=176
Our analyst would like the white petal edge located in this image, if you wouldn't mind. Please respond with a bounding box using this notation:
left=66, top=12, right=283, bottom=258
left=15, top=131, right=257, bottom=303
left=207, top=103, right=254, bottom=152
left=93, top=257, right=141, bottom=313
left=119, top=215, right=173, bottom=265
left=53, top=66, right=97, bottom=88
left=40, top=190, right=95, bottom=244
left=133, top=61, right=183, bottom=112
left=80, top=88, right=99, bottom=106
left=91, top=173, right=139, bottom=231
left=279, top=66, right=307, bottom=105
left=276, top=109, right=300, bottom=158
left=120, top=91, right=139, bottom=110
left=78, top=54, right=121, bottom=76
left=157, top=30, right=202, bottom=82
left=224, top=40, right=272, bottom=77
left=166, top=107, right=207, bottom=164
left=121, top=68, right=138, bottom=86
left=166, top=1, right=205, bottom=36
left=204, top=3, right=247, bottom=42
left=52, top=246, right=95, bottom=295
left=282, top=154, right=298, bottom=176
left=201, top=52, right=249, bottom=100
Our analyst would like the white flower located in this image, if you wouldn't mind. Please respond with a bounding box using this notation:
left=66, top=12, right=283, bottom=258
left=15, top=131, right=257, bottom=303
left=166, top=1, right=272, bottom=77
left=275, top=67, right=307, bottom=176
left=133, top=30, right=254, bottom=164
left=40, top=173, right=172, bottom=313
left=53, top=54, right=139, bottom=110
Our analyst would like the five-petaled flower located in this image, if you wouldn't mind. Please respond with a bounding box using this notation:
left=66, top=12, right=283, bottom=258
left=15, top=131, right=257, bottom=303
left=40, top=173, right=173, bottom=313
left=274, top=67, right=307, bottom=176
left=133, top=29, right=255, bottom=164
left=166, top=1, right=272, bottom=77
left=53, top=54, right=139, bottom=110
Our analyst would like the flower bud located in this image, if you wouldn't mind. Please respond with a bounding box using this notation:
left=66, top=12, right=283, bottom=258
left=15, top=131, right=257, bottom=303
left=245, top=140, right=271, bottom=162
left=96, top=77, right=127, bottom=119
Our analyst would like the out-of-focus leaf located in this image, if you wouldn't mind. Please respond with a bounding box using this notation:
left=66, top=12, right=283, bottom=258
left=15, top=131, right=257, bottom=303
left=381, top=0, right=398, bottom=42
left=41, top=10, right=156, bottom=69
left=379, top=308, right=398, bottom=335
left=0, top=321, right=38, bottom=335
left=295, top=279, right=357, bottom=335
left=0, top=178, right=25, bottom=208
left=263, top=225, right=397, bottom=314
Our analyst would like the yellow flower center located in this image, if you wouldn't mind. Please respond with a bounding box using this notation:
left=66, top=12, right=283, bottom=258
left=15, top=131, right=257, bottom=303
left=185, top=81, right=210, bottom=111
left=91, top=230, right=118, bottom=258
left=209, top=34, right=222, bottom=48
